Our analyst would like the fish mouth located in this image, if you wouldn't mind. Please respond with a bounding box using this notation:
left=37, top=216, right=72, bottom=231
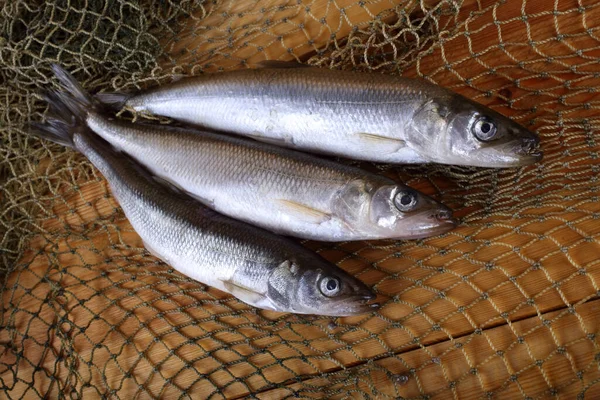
left=498, top=148, right=543, bottom=167
left=519, top=151, right=543, bottom=165
left=517, top=146, right=543, bottom=162
left=392, top=213, right=458, bottom=239
left=514, top=134, right=543, bottom=164
left=400, top=208, right=457, bottom=240
left=474, top=141, right=543, bottom=168
left=334, top=292, right=380, bottom=316
left=406, top=220, right=457, bottom=239
left=434, top=208, right=453, bottom=222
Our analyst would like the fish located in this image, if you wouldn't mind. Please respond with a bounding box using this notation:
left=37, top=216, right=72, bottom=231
left=49, top=64, right=456, bottom=242
left=99, top=61, right=543, bottom=168
left=29, top=95, right=379, bottom=316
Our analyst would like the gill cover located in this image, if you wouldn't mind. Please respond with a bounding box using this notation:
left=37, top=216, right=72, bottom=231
left=266, top=257, right=377, bottom=316
left=405, top=95, right=542, bottom=168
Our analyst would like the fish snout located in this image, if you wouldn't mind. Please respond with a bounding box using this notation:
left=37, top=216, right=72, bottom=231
left=431, top=206, right=457, bottom=228
left=435, top=208, right=454, bottom=222
left=350, top=280, right=377, bottom=303
left=516, top=133, right=543, bottom=159
left=342, top=290, right=380, bottom=315
left=360, top=291, right=377, bottom=302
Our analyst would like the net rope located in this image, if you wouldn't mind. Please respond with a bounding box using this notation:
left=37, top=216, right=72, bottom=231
left=1, top=0, right=600, bottom=398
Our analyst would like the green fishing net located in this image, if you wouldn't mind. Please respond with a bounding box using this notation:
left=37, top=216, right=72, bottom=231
left=2, top=0, right=600, bottom=398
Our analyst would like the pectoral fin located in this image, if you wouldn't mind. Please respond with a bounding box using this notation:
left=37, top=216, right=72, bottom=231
left=276, top=199, right=331, bottom=224
left=357, top=133, right=406, bottom=152
left=220, top=279, right=267, bottom=304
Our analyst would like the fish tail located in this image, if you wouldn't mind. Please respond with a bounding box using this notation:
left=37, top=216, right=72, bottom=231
left=28, top=64, right=97, bottom=148
left=95, top=92, right=132, bottom=110
left=50, top=63, right=96, bottom=111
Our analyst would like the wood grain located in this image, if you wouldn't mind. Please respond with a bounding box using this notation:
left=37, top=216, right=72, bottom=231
left=4, top=206, right=599, bottom=398
left=163, top=0, right=405, bottom=71
left=3, top=0, right=600, bottom=398
left=257, top=298, right=600, bottom=399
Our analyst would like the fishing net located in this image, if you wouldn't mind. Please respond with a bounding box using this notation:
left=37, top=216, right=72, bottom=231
left=2, top=0, right=600, bottom=398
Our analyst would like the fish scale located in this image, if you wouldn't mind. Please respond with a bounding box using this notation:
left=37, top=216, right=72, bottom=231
left=128, top=68, right=421, bottom=153
left=46, top=63, right=456, bottom=241
left=79, top=135, right=276, bottom=270
left=28, top=63, right=382, bottom=315
left=85, top=110, right=455, bottom=241
left=66, top=132, right=375, bottom=315
left=121, top=64, right=541, bottom=168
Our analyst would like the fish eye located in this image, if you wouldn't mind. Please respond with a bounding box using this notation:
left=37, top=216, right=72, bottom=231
left=472, top=116, right=498, bottom=142
left=393, top=190, right=418, bottom=212
left=319, top=276, right=341, bottom=297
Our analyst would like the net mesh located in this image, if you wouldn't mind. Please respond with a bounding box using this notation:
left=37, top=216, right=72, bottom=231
left=2, top=0, right=600, bottom=398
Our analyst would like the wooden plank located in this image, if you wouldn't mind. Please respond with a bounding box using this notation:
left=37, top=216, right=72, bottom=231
left=2, top=184, right=600, bottom=398
left=4, top=0, right=600, bottom=398
left=401, top=0, right=600, bottom=122
left=162, top=0, right=404, bottom=71
left=256, top=298, right=600, bottom=399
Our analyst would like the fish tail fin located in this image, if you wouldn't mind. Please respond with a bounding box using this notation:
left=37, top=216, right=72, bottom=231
left=50, top=63, right=96, bottom=110
left=28, top=64, right=97, bottom=148
left=95, top=92, right=132, bottom=110
left=28, top=119, right=76, bottom=148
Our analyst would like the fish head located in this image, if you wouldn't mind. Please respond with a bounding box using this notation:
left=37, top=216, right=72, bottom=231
left=405, top=95, right=542, bottom=168
left=368, top=184, right=456, bottom=239
left=267, top=258, right=379, bottom=316
left=333, top=181, right=456, bottom=239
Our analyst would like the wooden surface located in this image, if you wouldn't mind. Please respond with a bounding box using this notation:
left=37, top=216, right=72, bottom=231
left=3, top=0, right=600, bottom=398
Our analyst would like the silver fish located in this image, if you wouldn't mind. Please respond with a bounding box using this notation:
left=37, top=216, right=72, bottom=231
left=52, top=65, right=456, bottom=242
left=107, top=62, right=542, bottom=168
left=30, top=99, right=379, bottom=316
